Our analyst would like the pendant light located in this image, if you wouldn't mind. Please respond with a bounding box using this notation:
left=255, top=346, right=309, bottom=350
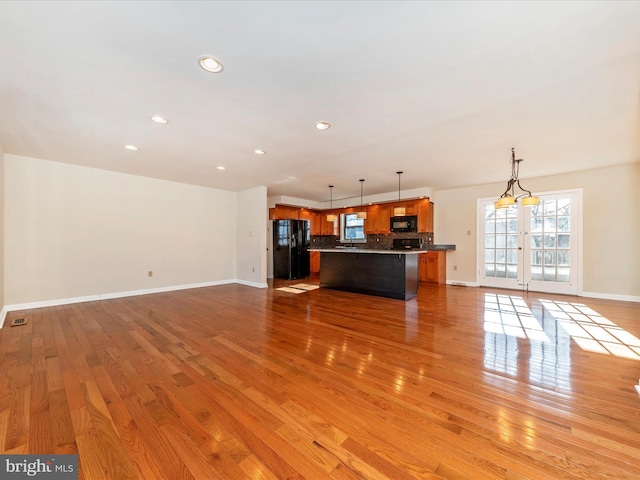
left=494, top=148, right=539, bottom=209
left=393, top=171, right=406, bottom=216
left=326, top=185, right=337, bottom=222
left=356, top=179, right=367, bottom=219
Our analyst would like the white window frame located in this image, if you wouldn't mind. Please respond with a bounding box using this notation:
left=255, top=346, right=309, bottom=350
left=339, top=213, right=366, bottom=244
left=476, top=188, right=583, bottom=295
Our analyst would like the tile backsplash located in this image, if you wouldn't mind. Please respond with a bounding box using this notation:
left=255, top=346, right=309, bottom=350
left=311, top=231, right=434, bottom=249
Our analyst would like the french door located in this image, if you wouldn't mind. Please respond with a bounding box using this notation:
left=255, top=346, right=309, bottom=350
left=478, top=190, right=581, bottom=295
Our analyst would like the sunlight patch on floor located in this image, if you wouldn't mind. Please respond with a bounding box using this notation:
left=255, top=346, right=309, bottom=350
left=541, top=300, right=640, bottom=360
left=483, top=294, right=550, bottom=342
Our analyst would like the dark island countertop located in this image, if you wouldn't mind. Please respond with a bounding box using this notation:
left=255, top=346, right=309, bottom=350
left=311, top=244, right=455, bottom=254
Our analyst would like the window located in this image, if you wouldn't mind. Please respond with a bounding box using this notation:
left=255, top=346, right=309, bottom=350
left=478, top=189, right=581, bottom=295
left=340, top=213, right=366, bottom=243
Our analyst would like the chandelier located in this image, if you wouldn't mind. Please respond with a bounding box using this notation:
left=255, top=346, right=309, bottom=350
left=495, top=148, right=539, bottom=209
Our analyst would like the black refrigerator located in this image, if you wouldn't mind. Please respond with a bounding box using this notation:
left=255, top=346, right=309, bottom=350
left=273, top=219, right=310, bottom=280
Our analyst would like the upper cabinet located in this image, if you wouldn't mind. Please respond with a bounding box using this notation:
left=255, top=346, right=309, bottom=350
left=299, top=209, right=321, bottom=236
left=364, top=204, right=391, bottom=234
left=269, top=205, right=299, bottom=220
left=270, top=197, right=433, bottom=235
left=321, top=215, right=337, bottom=236
left=417, top=200, right=433, bottom=233
left=377, top=205, right=392, bottom=234
left=364, top=205, right=378, bottom=235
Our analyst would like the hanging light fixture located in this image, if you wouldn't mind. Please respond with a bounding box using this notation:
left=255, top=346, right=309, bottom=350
left=393, top=171, right=406, bottom=216
left=326, top=185, right=337, bottom=222
left=494, top=148, right=539, bottom=209
left=356, top=179, right=367, bottom=219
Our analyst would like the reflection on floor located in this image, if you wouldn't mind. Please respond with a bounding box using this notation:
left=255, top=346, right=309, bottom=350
left=541, top=299, right=640, bottom=360
left=483, top=293, right=572, bottom=389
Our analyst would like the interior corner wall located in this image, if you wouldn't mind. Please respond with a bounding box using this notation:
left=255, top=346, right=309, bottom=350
left=434, top=162, right=640, bottom=299
left=0, top=142, right=5, bottom=314
left=236, top=186, right=268, bottom=287
left=4, top=154, right=237, bottom=306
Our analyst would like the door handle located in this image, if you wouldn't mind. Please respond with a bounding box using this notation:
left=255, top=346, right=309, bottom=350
left=518, top=247, right=523, bottom=250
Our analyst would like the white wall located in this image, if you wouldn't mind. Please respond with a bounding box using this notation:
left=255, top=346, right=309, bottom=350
left=5, top=154, right=238, bottom=306
left=4, top=153, right=637, bottom=312
left=434, top=162, right=640, bottom=299
left=236, top=186, right=268, bottom=287
left=0, top=143, right=4, bottom=315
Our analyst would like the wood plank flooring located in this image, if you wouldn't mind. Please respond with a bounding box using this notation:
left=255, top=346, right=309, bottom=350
left=1, top=278, right=640, bottom=479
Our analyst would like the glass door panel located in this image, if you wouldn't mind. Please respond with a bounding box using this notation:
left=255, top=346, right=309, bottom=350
left=482, top=204, right=520, bottom=289
left=479, top=191, right=580, bottom=295
left=526, top=195, right=578, bottom=294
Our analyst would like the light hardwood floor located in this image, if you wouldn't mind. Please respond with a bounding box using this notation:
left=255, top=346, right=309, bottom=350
left=1, top=278, right=640, bottom=479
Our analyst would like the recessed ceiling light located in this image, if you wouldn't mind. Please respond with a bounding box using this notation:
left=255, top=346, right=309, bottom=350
left=199, top=56, right=224, bottom=73
left=315, top=121, right=330, bottom=130
left=254, top=149, right=266, bottom=155
left=150, top=115, right=169, bottom=124
left=124, top=145, right=138, bottom=151
left=216, top=166, right=226, bottom=170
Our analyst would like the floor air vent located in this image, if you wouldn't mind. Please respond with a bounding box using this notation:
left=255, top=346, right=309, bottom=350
left=10, top=318, right=27, bottom=327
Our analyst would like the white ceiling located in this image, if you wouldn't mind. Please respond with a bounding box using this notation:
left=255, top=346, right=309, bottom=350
left=1, top=1, right=639, bottom=203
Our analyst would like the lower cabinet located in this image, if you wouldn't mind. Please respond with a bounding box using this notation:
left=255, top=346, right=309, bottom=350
left=310, top=251, right=321, bottom=274
left=320, top=252, right=418, bottom=300
left=418, top=251, right=446, bottom=284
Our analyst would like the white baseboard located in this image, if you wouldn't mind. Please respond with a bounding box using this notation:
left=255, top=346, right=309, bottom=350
left=581, top=291, right=640, bottom=303
left=0, top=306, right=7, bottom=330
left=3, top=281, right=637, bottom=329
left=236, top=279, right=268, bottom=288
left=0, top=279, right=267, bottom=328
left=447, top=280, right=480, bottom=287
left=446, top=283, right=639, bottom=303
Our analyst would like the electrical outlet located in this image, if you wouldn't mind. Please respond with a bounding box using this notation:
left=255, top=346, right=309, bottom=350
left=148, top=271, right=153, bottom=277
left=453, top=265, right=458, bottom=271
left=252, top=267, right=255, bottom=273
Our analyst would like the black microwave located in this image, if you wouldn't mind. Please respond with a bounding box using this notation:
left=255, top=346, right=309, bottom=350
left=390, top=215, right=417, bottom=232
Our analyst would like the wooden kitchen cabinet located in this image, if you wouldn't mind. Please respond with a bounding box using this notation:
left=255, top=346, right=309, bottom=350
left=320, top=214, right=337, bottom=236
left=310, top=250, right=321, bottom=273
left=298, top=208, right=312, bottom=221
left=402, top=201, right=417, bottom=216
left=417, top=200, right=433, bottom=233
left=377, top=205, right=392, bottom=233
left=268, top=206, right=281, bottom=220
left=364, top=205, right=378, bottom=234
left=299, top=209, right=322, bottom=236
left=269, top=204, right=300, bottom=220
left=270, top=197, right=432, bottom=236
left=363, top=204, right=391, bottom=234
left=271, top=205, right=322, bottom=234
left=298, top=208, right=320, bottom=235
left=418, top=251, right=446, bottom=284
left=310, top=211, right=322, bottom=236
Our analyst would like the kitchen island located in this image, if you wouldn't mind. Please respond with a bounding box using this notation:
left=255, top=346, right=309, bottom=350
left=314, top=248, right=418, bottom=300
left=313, top=245, right=455, bottom=300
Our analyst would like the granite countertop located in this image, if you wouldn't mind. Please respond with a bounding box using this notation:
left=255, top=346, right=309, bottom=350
left=311, top=245, right=455, bottom=254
